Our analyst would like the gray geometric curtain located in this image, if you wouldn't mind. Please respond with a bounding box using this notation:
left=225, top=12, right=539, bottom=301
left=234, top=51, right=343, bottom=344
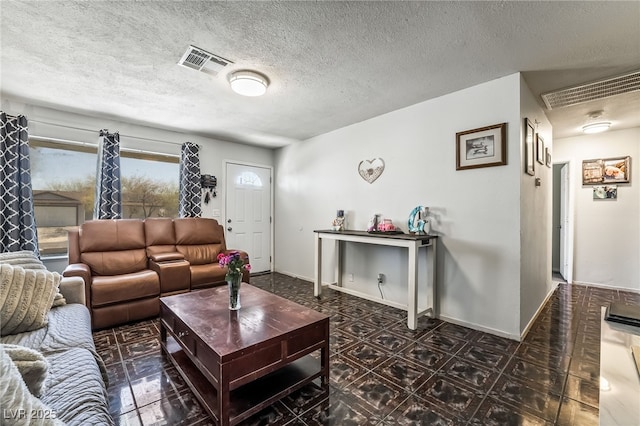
left=0, top=112, right=39, bottom=256
left=179, top=142, right=201, bottom=217
left=93, top=129, right=122, bottom=219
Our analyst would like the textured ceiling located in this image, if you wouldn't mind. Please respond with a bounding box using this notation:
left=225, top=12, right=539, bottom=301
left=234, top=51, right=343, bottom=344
left=1, top=1, right=639, bottom=147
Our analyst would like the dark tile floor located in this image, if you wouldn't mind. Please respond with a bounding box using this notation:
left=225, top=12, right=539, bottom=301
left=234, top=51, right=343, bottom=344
left=93, top=273, right=640, bottom=425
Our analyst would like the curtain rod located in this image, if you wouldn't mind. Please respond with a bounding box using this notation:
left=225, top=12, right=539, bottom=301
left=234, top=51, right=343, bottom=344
left=29, top=119, right=188, bottom=147
left=29, top=135, right=181, bottom=159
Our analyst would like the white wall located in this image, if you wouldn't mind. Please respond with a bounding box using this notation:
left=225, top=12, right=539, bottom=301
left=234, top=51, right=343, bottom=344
left=554, top=128, right=640, bottom=291
left=1, top=99, right=274, bottom=272
left=519, top=76, right=554, bottom=334
left=275, top=73, right=526, bottom=338
left=1, top=99, right=274, bottom=221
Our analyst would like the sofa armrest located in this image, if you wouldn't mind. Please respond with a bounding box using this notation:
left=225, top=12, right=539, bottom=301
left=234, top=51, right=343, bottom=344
left=59, top=276, right=86, bottom=305
left=63, top=263, right=92, bottom=307
left=149, top=252, right=185, bottom=262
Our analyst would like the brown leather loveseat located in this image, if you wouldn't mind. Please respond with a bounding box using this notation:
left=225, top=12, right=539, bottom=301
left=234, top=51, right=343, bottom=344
left=64, top=217, right=249, bottom=330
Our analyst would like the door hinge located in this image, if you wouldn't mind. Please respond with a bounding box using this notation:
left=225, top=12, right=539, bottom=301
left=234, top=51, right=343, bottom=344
left=270, top=216, right=272, bottom=223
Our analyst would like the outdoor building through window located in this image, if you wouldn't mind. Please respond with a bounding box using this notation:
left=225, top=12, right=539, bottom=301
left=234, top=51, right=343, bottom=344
left=30, top=139, right=179, bottom=256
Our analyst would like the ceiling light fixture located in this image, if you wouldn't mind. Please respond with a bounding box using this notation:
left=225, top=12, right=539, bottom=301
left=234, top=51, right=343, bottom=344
left=582, top=122, right=612, bottom=134
left=582, top=110, right=611, bottom=134
left=228, top=70, right=269, bottom=97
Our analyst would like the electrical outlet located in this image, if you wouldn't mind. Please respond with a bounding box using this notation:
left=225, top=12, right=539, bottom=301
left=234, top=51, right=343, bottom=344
left=377, top=273, right=384, bottom=284
left=348, top=273, right=354, bottom=282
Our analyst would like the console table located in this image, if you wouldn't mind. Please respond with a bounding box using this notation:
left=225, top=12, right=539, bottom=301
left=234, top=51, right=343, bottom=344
left=599, top=307, right=640, bottom=425
left=313, top=229, right=437, bottom=330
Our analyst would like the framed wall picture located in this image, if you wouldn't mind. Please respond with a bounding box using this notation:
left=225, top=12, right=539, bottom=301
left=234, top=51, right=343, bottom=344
left=524, top=118, right=535, bottom=176
left=593, top=185, right=617, bottom=200
left=582, top=156, right=631, bottom=185
left=536, top=134, right=545, bottom=165
left=456, top=122, right=507, bottom=170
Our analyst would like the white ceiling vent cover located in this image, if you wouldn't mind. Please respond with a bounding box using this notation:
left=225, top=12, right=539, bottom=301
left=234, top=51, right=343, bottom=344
left=178, top=45, right=233, bottom=76
left=541, top=70, right=640, bottom=110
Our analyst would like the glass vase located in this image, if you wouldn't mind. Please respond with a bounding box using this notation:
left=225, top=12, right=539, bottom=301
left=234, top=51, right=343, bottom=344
left=227, top=275, right=242, bottom=310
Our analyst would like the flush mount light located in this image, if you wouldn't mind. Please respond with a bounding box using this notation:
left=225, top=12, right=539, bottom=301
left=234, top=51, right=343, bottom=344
left=582, top=110, right=611, bottom=134
left=228, top=70, right=269, bottom=97
left=582, top=122, right=612, bottom=134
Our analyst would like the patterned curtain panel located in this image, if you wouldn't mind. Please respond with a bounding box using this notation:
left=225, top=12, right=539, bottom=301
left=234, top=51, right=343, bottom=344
left=93, top=130, right=122, bottom=219
left=179, top=142, right=202, bottom=217
left=0, top=112, right=39, bottom=256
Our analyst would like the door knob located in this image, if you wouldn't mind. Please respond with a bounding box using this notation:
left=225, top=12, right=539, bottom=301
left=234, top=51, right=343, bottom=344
left=227, top=227, right=232, bottom=231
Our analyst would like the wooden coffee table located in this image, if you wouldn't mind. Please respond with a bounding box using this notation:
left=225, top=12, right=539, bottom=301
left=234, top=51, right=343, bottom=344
left=159, top=284, right=330, bottom=426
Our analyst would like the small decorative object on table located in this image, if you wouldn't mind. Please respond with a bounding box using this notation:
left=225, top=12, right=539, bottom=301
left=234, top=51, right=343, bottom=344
left=217, top=251, right=251, bottom=310
left=332, top=210, right=346, bottom=231
left=408, top=205, right=429, bottom=234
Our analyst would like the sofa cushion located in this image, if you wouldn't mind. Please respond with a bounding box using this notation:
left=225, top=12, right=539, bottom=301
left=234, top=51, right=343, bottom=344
left=1, top=304, right=109, bottom=387
left=41, top=347, right=113, bottom=425
left=176, top=244, right=223, bottom=265
left=0, top=346, right=63, bottom=425
left=0, top=251, right=66, bottom=307
left=174, top=218, right=225, bottom=245
left=91, top=270, right=159, bottom=307
left=79, top=219, right=145, bottom=252
left=81, top=248, right=148, bottom=276
left=1, top=343, right=49, bottom=397
left=0, top=250, right=47, bottom=270
left=1, top=264, right=60, bottom=336
left=144, top=218, right=177, bottom=258
left=190, top=263, right=227, bottom=288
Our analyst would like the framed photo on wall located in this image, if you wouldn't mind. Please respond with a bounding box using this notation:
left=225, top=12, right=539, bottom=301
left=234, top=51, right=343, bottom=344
left=524, top=118, right=535, bottom=176
left=582, top=156, right=631, bottom=185
left=455, top=122, right=507, bottom=170
left=536, top=134, right=545, bottom=165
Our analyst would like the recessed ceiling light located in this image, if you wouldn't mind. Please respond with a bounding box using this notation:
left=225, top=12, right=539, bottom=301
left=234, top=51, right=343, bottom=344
left=228, top=70, right=269, bottom=97
left=582, top=122, right=611, bottom=134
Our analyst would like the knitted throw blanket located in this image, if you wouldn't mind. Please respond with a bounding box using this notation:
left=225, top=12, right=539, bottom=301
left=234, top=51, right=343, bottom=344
left=1, top=264, right=59, bottom=336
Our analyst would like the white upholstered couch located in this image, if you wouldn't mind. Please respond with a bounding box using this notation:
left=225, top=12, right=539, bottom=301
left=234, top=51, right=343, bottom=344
left=0, top=252, right=113, bottom=425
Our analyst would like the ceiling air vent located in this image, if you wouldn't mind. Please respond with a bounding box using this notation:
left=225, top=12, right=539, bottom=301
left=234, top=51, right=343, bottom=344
left=541, top=70, right=640, bottom=110
left=178, top=45, right=233, bottom=76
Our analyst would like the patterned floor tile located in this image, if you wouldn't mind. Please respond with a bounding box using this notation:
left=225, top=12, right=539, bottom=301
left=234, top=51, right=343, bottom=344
left=375, top=356, right=433, bottom=391
left=490, top=375, right=561, bottom=421
left=344, top=372, right=411, bottom=419
left=96, top=274, right=619, bottom=425
left=439, top=357, right=500, bottom=392
left=413, top=374, right=484, bottom=419
left=563, top=374, right=599, bottom=409
left=556, top=397, right=599, bottom=426
left=471, top=397, right=553, bottom=425
left=399, top=341, right=451, bottom=371
left=381, top=394, right=466, bottom=425
left=419, top=331, right=467, bottom=354
left=328, top=353, right=368, bottom=390
left=342, top=341, right=389, bottom=369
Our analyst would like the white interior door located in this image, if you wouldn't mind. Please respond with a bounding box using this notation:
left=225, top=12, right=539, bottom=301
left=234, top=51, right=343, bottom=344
left=559, top=163, right=571, bottom=282
left=225, top=162, right=272, bottom=273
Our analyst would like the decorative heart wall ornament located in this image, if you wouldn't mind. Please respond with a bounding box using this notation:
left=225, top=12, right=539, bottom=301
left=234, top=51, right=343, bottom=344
left=358, top=158, right=385, bottom=184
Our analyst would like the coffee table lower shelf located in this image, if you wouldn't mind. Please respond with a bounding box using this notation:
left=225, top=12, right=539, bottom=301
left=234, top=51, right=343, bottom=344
left=161, top=336, right=327, bottom=425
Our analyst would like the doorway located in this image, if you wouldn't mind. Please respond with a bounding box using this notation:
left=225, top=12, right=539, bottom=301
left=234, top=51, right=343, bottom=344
left=552, top=162, right=573, bottom=283
left=224, top=161, right=273, bottom=273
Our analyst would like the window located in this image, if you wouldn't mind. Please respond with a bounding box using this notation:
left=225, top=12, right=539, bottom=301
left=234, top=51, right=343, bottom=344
left=30, top=139, right=179, bottom=256
left=236, top=171, right=263, bottom=187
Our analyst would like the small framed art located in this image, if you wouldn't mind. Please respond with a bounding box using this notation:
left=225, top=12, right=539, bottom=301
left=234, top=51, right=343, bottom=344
left=536, top=134, right=545, bottom=165
left=524, top=118, right=535, bottom=176
left=456, top=122, right=507, bottom=170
